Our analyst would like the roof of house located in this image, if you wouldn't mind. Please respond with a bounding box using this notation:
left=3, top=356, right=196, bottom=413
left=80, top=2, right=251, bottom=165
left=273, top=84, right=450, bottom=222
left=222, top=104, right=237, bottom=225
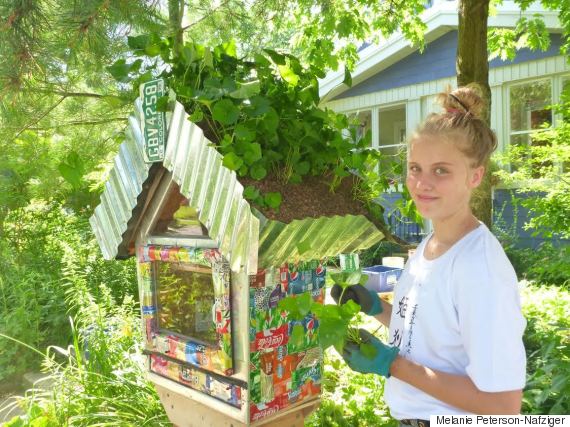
left=90, top=99, right=384, bottom=272
left=319, top=0, right=562, bottom=102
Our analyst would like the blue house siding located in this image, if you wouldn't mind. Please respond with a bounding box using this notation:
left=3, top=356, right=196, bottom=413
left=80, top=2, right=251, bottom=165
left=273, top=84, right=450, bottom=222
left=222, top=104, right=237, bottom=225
left=376, top=189, right=567, bottom=247
left=336, top=31, right=458, bottom=100
left=493, top=189, right=569, bottom=248
left=335, top=32, right=563, bottom=100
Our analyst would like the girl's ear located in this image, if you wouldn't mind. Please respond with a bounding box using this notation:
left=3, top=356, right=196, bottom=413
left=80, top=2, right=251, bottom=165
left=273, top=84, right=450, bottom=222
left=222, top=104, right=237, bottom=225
left=470, top=166, right=485, bottom=188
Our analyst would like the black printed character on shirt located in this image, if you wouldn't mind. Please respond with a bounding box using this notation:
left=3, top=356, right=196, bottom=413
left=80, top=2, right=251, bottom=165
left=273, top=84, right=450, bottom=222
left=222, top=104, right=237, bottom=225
left=389, top=328, right=403, bottom=348
left=397, top=296, right=408, bottom=318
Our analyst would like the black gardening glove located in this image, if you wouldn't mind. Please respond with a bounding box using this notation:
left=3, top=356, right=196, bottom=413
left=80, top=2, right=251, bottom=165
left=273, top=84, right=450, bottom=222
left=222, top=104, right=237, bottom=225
left=330, top=284, right=382, bottom=315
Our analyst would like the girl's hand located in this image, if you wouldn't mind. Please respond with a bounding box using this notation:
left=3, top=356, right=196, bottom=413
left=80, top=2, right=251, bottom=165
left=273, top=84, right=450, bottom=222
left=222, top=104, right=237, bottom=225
left=342, top=329, right=399, bottom=377
left=330, top=284, right=383, bottom=315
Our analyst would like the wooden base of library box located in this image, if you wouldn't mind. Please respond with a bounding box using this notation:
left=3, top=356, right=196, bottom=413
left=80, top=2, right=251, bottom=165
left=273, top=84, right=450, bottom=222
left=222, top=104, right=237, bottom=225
left=151, top=373, right=319, bottom=427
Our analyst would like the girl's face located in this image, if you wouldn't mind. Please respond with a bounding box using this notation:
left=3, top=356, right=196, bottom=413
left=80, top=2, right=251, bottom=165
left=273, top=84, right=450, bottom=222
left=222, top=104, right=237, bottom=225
left=406, top=134, right=484, bottom=222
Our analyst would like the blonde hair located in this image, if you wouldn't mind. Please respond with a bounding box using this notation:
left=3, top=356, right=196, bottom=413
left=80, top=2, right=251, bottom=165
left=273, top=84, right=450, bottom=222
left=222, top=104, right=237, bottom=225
left=411, top=85, right=498, bottom=167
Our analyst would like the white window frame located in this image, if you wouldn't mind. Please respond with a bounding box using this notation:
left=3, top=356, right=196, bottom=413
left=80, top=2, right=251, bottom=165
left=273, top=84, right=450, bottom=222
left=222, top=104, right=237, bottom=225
left=507, top=78, right=553, bottom=152
left=343, top=109, right=373, bottom=147
left=377, top=104, right=408, bottom=192
left=504, top=73, right=570, bottom=178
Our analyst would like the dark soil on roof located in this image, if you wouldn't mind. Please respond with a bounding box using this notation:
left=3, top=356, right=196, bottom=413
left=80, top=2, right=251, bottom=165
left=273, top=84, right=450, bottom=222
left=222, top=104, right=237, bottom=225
left=239, top=173, right=369, bottom=223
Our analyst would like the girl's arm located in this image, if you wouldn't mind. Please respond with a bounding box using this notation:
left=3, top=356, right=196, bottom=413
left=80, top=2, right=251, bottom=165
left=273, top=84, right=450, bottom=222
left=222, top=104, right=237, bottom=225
left=390, top=356, right=523, bottom=415
left=374, top=298, right=392, bottom=327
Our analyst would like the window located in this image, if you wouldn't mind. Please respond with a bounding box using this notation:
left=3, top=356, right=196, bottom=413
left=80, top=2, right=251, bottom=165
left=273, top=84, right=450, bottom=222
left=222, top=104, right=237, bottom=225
left=508, top=79, right=553, bottom=176
left=509, top=79, right=553, bottom=147
left=562, top=78, right=570, bottom=172
left=138, top=245, right=234, bottom=376
left=156, top=261, right=217, bottom=345
left=347, top=110, right=372, bottom=146
left=378, top=106, right=407, bottom=185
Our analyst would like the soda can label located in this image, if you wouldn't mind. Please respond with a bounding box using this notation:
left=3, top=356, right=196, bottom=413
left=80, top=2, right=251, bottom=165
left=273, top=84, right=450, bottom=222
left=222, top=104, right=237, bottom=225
left=340, top=253, right=360, bottom=272
left=268, top=284, right=285, bottom=309
left=313, top=263, right=326, bottom=289
left=265, top=267, right=280, bottom=287
left=249, top=270, right=266, bottom=288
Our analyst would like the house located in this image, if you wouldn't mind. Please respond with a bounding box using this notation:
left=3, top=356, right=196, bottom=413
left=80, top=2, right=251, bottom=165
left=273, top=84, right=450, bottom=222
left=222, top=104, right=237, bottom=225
left=89, top=92, right=383, bottom=426
left=319, top=0, right=567, bottom=247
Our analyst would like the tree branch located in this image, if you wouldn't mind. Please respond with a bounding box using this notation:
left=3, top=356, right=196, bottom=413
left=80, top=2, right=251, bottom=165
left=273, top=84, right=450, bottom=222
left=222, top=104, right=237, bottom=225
left=180, top=0, right=233, bottom=32
left=25, top=117, right=128, bottom=130
left=14, top=96, right=67, bottom=139
left=25, top=89, right=121, bottom=99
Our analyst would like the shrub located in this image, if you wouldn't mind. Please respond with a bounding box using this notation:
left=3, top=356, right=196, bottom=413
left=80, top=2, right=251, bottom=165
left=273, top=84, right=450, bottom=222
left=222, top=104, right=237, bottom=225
left=2, top=285, right=169, bottom=426
left=521, top=283, right=570, bottom=414
left=504, top=243, right=570, bottom=287
left=0, top=202, right=137, bottom=384
left=307, top=348, right=398, bottom=427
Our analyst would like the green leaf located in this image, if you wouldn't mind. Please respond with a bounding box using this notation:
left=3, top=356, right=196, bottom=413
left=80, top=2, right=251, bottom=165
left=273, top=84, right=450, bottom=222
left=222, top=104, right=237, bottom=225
left=289, top=173, right=302, bottom=184
left=264, top=192, right=282, bottom=209
left=340, top=300, right=361, bottom=320
left=189, top=109, right=204, bottom=123
left=220, top=134, right=233, bottom=147
left=291, top=324, right=305, bottom=347
left=254, top=53, right=271, bottom=67
left=234, top=123, right=256, bottom=142
left=262, top=107, right=279, bottom=132
left=250, top=164, right=267, bottom=180
left=203, top=47, right=214, bottom=68
left=4, top=415, right=25, bottom=427
left=243, top=142, right=262, bottom=165
left=181, top=45, right=194, bottom=64
left=212, top=99, right=239, bottom=125
left=243, top=185, right=260, bottom=200
left=318, top=316, right=349, bottom=351
left=222, top=152, right=243, bottom=171
left=229, top=80, right=261, bottom=99
left=297, top=292, right=314, bottom=316
left=204, top=77, right=222, bottom=88
left=144, top=43, right=162, bottom=56
left=263, top=49, right=286, bottom=65
left=278, top=64, right=300, bottom=86
left=221, top=39, right=237, bottom=57
left=343, top=66, right=352, bottom=87
left=249, top=96, right=271, bottom=117
left=128, top=34, right=149, bottom=50
left=58, top=152, right=84, bottom=189
left=294, top=161, right=311, bottom=176
left=278, top=294, right=313, bottom=320
left=297, top=238, right=312, bottom=255
left=222, top=77, right=237, bottom=93
left=360, top=342, right=378, bottom=359
left=330, top=271, right=365, bottom=288
left=156, top=95, right=169, bottom=112
left=106, top=59, right=142, bottom=83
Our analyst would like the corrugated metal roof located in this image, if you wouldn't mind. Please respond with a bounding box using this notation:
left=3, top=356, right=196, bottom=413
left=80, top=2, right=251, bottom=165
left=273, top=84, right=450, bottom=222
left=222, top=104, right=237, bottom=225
left=89, top=99, right=154, bottom=260
left=90, top=98, right=384, bottom=271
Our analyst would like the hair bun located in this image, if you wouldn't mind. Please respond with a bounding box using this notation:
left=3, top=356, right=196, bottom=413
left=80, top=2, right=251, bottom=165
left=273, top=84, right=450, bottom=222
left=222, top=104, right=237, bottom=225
left=438, top=85, right=485, bottom=119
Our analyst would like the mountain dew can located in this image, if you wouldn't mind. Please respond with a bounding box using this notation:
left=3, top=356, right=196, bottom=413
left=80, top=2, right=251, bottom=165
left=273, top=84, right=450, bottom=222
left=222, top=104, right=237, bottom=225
left=339, top=253, right=359, bottom=272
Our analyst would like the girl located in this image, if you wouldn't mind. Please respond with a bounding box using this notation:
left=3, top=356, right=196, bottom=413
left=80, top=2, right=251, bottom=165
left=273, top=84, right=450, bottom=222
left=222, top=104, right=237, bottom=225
left=332, top=86, right=526, bottom=425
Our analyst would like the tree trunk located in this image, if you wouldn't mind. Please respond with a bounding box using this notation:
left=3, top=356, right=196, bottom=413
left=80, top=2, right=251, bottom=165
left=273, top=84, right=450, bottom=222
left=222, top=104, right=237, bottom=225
left=457, top=0, right=494, bottom=228
left=168, top=0, right=185, bottom=53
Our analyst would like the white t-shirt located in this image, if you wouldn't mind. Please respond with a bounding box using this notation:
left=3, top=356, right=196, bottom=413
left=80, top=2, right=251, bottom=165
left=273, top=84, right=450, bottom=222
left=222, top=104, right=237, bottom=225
left=385, top=223, right=526, bottom=419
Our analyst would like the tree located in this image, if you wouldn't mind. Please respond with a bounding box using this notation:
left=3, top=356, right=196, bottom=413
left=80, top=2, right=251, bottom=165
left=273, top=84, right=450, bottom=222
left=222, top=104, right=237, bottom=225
left=0, top=0, right=166, bottom=215
left=271, top=0, right=569, bottom=227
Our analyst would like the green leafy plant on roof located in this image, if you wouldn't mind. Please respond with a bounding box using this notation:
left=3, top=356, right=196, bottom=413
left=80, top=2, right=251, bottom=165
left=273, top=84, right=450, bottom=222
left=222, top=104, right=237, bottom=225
left=107, top=34, right=414, bottom=238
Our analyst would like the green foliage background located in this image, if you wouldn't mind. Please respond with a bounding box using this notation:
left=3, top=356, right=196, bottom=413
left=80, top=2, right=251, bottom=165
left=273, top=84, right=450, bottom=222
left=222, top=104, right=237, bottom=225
left=0, top=0, right=569, bottom=424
